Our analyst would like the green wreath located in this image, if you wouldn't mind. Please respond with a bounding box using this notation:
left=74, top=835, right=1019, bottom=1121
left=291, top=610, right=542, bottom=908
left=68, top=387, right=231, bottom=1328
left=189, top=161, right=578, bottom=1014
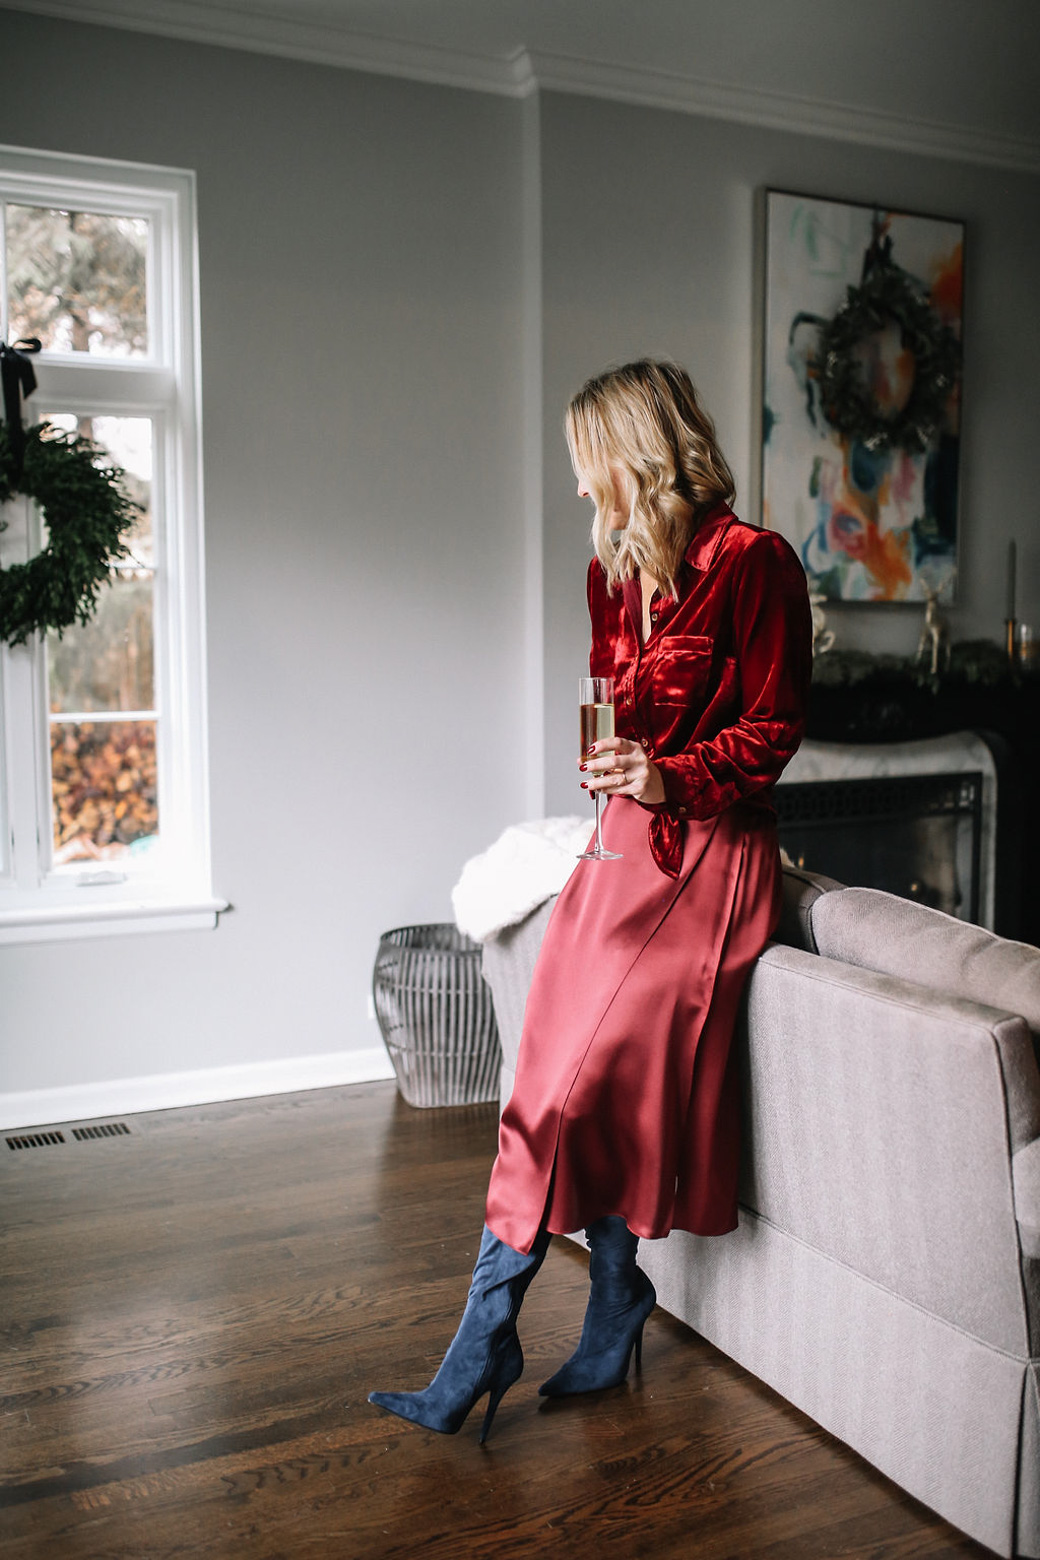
left=816, top=266, right=961, bottom=454
left=0, top=421, right=138, bottom=646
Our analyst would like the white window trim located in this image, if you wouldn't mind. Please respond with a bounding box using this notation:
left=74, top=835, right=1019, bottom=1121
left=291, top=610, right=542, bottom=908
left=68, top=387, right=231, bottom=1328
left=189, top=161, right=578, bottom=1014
left=0, top=144, right=223, bottom=943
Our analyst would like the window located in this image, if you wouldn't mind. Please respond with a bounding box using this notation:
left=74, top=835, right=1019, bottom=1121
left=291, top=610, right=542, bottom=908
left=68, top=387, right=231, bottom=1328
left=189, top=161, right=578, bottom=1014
left=0, top=146, right=220, bottom=942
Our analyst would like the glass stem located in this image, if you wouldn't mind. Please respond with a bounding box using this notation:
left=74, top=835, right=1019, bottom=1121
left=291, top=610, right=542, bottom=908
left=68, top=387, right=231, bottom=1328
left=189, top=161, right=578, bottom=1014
left=594, top=791, right=604, bottom=853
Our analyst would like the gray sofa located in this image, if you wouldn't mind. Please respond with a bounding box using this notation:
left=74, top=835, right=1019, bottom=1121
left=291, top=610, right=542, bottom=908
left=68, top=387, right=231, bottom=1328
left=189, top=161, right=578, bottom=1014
left=481, top=867, right=1040, bottom=1558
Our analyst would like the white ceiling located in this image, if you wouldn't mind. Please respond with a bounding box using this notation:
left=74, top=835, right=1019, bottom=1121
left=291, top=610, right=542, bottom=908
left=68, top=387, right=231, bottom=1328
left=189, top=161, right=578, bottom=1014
left=5, top=0, right=1040, bottom=165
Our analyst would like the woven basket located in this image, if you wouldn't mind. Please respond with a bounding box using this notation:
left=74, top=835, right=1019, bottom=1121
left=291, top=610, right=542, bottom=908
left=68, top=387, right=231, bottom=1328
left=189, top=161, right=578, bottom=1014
left=372, top=924, right=502, bottom=1107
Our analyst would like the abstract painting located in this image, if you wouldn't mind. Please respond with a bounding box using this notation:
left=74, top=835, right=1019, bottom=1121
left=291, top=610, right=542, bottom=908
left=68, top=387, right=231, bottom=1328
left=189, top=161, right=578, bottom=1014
left=761, top=190, right=964, bottom=603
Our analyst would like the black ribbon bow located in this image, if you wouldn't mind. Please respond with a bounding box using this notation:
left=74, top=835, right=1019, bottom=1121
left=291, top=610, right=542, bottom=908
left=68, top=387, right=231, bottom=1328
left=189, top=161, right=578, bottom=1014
left=0, top=337, right=42, bottom=475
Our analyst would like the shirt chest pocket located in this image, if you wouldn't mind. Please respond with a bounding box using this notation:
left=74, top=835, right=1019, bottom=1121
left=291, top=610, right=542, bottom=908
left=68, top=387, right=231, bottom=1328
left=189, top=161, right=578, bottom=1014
left=649, top=634, right=714, bottom=708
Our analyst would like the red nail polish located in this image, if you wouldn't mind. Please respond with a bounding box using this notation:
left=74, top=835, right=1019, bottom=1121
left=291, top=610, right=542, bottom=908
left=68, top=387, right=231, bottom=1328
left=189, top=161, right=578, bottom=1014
left=579, top=764, right=587, bottom=772
left=580, top=782, right=588, bottom=789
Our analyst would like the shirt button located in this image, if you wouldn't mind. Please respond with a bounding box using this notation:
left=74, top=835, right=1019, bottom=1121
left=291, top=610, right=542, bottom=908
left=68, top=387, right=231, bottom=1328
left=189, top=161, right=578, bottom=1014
left=678, top=806, right=687, bottom=815
left=650, top=612, right=658, bottom=623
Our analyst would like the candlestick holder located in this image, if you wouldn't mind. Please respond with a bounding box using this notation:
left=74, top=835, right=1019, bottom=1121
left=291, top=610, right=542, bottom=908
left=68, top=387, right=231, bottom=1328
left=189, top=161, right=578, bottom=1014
left=1006, top=618, right=1019, bottom=666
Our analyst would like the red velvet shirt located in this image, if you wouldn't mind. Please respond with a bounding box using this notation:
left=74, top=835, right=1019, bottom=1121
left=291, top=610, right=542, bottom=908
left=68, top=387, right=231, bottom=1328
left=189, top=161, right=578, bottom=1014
left=588, top=504, right=813, bottom=876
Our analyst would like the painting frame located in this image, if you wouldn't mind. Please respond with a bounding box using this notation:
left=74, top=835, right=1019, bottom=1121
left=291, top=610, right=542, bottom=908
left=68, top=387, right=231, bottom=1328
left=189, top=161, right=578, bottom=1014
left=759, top=188, right=965, bottom=605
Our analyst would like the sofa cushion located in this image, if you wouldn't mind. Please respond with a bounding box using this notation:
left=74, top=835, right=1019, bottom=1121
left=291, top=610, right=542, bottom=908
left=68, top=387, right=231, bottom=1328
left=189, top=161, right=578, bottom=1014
left=810, top=887, right=1040, bottom=1036
left=1015, top=1138, right=1040, bottom=1260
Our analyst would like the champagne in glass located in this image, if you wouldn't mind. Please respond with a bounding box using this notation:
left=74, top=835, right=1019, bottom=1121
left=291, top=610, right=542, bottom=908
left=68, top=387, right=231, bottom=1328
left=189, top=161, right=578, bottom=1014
left=578, top=676, right=622, bottom=861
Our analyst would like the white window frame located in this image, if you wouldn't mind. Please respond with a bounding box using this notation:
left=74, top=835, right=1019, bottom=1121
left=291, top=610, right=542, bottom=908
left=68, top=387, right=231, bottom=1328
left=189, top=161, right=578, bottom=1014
left=0, top=144, right=222, bottom=943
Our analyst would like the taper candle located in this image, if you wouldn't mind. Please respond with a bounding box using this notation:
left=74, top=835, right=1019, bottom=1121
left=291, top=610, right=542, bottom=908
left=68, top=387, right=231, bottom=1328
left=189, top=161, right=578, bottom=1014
left=1007, top=539, right=1017, bottom=621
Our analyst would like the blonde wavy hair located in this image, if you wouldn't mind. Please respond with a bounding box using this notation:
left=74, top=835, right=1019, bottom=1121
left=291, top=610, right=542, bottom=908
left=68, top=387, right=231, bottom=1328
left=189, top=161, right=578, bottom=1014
left=565, top=359, right=736, bottom=596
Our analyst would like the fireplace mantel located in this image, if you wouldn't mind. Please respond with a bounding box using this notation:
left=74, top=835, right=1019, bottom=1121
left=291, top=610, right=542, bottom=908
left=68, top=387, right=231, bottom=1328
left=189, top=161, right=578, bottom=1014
left=806, top=642, right=1038, bottom=744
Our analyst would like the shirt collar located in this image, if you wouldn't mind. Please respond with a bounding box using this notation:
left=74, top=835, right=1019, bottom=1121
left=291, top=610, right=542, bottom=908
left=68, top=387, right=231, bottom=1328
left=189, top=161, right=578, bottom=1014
left=619, top=503, right=736, bottom=631
left=682, top=502, right=736, bottom=574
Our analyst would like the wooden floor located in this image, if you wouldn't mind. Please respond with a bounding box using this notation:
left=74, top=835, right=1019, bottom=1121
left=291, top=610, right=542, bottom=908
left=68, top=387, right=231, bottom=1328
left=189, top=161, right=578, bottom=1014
left=1, top=1081, right=991, bottom=1560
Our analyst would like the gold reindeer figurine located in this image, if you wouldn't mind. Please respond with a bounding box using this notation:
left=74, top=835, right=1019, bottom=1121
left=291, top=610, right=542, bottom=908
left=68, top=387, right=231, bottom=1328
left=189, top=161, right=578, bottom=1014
left=808, top=591, right=835, bottom=657
left=916, top=573, right=954, bottom=676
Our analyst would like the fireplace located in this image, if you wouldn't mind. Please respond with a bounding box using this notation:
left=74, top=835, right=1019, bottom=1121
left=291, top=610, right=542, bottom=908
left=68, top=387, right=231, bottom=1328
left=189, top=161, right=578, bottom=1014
left=775, top=732, right=997, bottom=929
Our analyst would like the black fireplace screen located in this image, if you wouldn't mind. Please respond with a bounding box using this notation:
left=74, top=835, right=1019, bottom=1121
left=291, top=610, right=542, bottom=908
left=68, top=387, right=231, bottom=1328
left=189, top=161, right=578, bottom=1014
left=774, top=772, right=984, bottom=923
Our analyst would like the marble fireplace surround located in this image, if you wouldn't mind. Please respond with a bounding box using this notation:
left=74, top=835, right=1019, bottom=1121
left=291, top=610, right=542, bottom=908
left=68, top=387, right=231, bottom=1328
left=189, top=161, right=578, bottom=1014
left=776, top=731, right=997, bottom=930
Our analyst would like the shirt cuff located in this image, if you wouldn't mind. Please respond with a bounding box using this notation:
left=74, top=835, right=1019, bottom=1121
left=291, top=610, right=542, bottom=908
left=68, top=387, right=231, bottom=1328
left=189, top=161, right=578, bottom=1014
left=653, top=755, right=697, bottom=819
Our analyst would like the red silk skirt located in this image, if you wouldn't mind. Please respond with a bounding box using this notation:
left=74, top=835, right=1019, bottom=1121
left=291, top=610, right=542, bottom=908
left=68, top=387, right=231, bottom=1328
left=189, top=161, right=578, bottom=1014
left=484, top=795, right=782, bottom=1255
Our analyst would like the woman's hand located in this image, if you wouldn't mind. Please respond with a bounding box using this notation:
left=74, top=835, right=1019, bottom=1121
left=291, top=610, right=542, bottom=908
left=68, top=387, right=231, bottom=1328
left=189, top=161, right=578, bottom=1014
left=580, top=737, right=666, bottom=806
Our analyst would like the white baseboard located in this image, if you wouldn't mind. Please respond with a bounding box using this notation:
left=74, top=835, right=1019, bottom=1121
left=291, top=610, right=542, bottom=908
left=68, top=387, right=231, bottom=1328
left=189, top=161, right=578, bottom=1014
left=0, top=1047, right=396, bottom=1133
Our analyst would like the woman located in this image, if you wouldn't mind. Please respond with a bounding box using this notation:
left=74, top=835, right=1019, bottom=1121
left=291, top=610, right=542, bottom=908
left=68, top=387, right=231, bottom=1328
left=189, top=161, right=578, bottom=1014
left=370, top=359, right=812, bottom=1442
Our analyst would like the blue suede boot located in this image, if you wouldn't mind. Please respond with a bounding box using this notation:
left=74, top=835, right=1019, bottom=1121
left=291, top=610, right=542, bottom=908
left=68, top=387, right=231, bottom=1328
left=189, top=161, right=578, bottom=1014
left=538, top=1216, right=656, bottom=1397
left=369, top=1224, right=549, bottom=1442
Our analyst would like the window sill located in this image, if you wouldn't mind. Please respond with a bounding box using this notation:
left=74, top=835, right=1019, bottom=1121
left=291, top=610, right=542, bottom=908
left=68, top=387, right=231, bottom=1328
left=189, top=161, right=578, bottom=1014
left=0, top=895, right=229, bottom=945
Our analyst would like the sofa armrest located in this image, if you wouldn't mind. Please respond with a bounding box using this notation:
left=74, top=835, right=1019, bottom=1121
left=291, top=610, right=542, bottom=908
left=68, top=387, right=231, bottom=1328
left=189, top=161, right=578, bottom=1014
left=1014, top=1137, right=1040, bottom=1259
left=774, top=865, right=844, bottom=952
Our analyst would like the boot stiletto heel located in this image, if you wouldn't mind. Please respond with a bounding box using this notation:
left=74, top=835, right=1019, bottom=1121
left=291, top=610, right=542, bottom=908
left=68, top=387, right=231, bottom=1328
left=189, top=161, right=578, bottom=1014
left=479, top=1373, right=514, bottom=1444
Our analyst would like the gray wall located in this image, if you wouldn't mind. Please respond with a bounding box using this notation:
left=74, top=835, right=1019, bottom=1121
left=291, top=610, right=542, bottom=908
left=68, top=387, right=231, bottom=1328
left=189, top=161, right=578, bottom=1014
left=0, top=12, right=527, bottom=1104
left=0, top=9, right=1036, bottom=1111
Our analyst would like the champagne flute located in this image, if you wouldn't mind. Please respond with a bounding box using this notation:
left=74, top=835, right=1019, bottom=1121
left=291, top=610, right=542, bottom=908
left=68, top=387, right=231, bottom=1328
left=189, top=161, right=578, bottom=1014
left=578, top=676, right=622, bottom=861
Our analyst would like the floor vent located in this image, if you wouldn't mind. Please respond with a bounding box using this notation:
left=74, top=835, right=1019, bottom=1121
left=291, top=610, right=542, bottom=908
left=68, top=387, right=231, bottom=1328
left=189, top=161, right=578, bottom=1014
left=72, top=1122, right=131, bottom=1142
left=6, top=1131, right=66, bottom=1151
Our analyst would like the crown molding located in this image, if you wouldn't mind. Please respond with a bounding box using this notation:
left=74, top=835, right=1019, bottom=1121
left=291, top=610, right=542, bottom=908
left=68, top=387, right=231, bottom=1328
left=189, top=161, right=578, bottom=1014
left=0, top=0, right=527, bottom=94
left=519, top=49, right=1040, bottom=174
left=3, top=0, right=1039, bottom=173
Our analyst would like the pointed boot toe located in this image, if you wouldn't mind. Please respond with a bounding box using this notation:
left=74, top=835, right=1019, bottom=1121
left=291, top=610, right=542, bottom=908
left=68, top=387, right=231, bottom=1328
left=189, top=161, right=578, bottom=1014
left=367, top=1389, right=431, bottom=1428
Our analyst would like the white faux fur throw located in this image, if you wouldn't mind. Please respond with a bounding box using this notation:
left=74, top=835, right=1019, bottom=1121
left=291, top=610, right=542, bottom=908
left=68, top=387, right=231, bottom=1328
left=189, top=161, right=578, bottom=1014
left=451, top=815, right=593, bottom=941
